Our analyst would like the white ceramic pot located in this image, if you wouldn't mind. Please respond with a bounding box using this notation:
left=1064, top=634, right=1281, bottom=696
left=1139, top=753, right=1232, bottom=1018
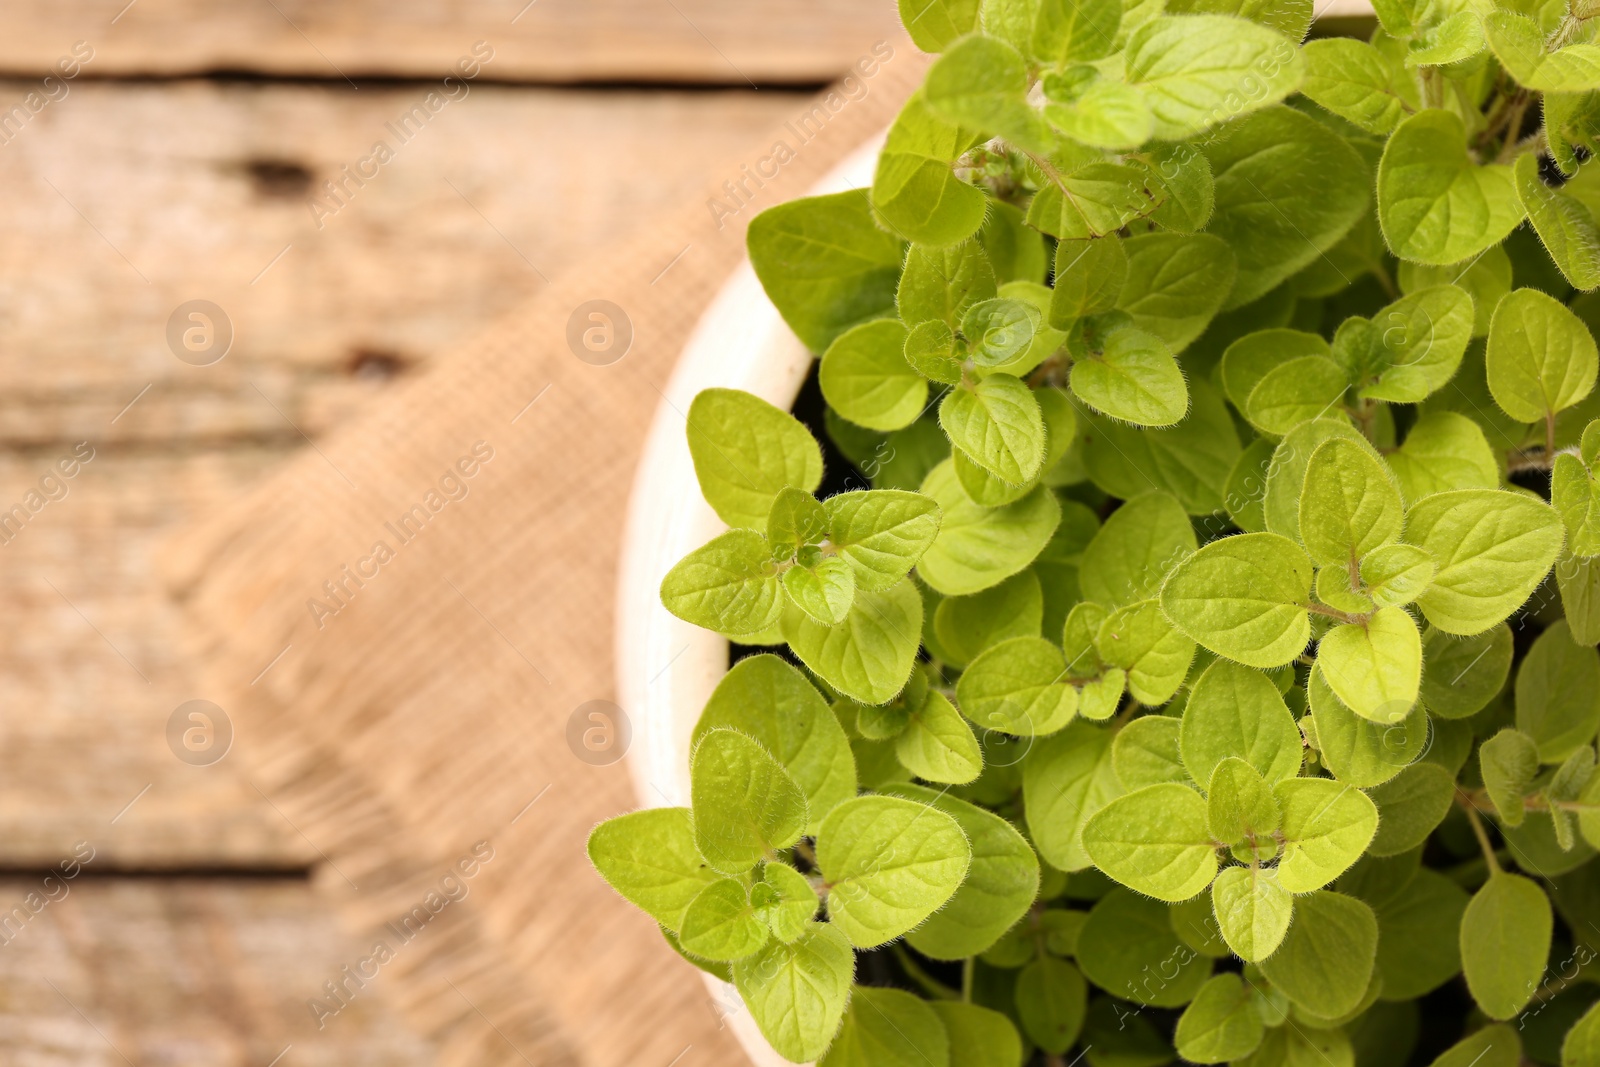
left=615, top=133, right=884, bottom=1067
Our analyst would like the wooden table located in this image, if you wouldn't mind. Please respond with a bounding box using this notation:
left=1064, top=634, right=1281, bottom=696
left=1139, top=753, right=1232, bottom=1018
left=0, top=2, right=897, bottom=1060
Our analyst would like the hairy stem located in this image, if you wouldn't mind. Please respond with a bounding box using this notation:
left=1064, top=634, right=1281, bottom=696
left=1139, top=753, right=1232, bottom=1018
left=1460, top=795, right=1504, bottom=875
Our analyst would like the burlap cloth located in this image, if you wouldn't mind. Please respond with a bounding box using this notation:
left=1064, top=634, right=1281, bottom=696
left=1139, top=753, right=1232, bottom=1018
left=165, top=40, right=928, bottom=1067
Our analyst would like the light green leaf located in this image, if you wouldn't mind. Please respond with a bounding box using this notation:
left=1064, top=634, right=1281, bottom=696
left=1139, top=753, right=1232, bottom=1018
left=1077, top=888, right=1213, bottom=1006
left=1159, top=532, right=1314, bottom=668
left=1083, top=380, right=1242, bottom=514
left=1207, top=757, right=1280, bottom=850
left=979, top=200, right=1046, bottom=285
left=1051, top=237, right=1127, bottom=324
left=873, top=92, right=986, bottom=246
left=1308, top=662, right=1428, bottom=788
left=1480, top=727, right=1540, bottom=827
left=1516, top=153, right=1600, bottom=291
left=818, top=794, right=972, bottom=947
left=899, top=0, right=980, bottom=51
left=1461, top=872, right=1553, bottom=1020
left=1258, top=890, right=1378, bottom=1019
left=1357, top=284, right=1477, bottom=403
left=1516, top=619, right=1600, bottom=764
left=768, top=486, right=828, bottom=552
left=1163, top=0, right=1309, bottom=37
left=686, top=388, right=823, bottom=530
left=1301, top=36, right=1412, bottom=135
left=924, top=33, right=1054, bottom=152
left=821, top=985, right=951, bottom=1067
left=1116, top=232, right=1237, bottom=354
left=1430, top=1026, right=1521, bottom=1067
left=695, top=655, right=856, bottom=835
left=1387, top=411, right=1501, bottom=504
left=680, top=878, right=770, bottom=961
left=1485, top=9, right=1600, bottom=92
left=1275, top=777, right=1380, bottom=892
left=1554, top=447, right=1600, bottom=556
left=1419, top=623, right=1513, bottom=720
left=1404, top=10, right=1484, bottom=67
left=1243, top=355, right=1349, bottom=436
left=1080, top=490, right=1196, bottom=608
left=1097, top=599, right=1197, bottom=705
left=1361, top=543, right=1436, bottom=609
left=933, top=570, right=1043, bottom=668
left=904, top=319, right=964, bottom=386
left=784, top=557, right=856, bottom=625
left=1024, top=720, right=1123, bottom=871
left=1560, top=549, right=1600, bottom=644
left=661, top=529, right=783, bottom=636
left=896, top=690, right=983, bottom=784
left=1181, top=658, right=1304, bottom=786
left=1028, top=0, right=1122, bottom=64
left=1026, top=160, right=1165, bottom=240
left=1112, top=714, right=1187, bottom=789
left=1221, top=328, right=1333, bottom=412
left=748, top=190, right=905, bottom=352
left=1175, top=974, right=1265, bottom=1064
left=1565, top=1002, right=1600, bottom=1067
left=1397, top=244, right=1512, bottom=338
left=825, top=489, right=944, bottom=593
left=820, top=320, right=926, bottom=432
left=757, top=861, right=821, bottom=942
left=1299, top=438, right=1405, bottom=567
left=1016, top=957, right=1089, bottom=1053
left=899, top=239, right=997, bottom=329
left=1204, top=106, right=1371, bottom=307
left=956, top=635, right=1080, bottom=735
left=1263, top=418, right=1374, bottom=542
left=930, top=1001, right=1022, bottom=1067
left=1317, top=607, right=1422, bottom=725
left=1377, top=110, right=1524, bottom=267
left=735, top=922, right=855, bottom=1063
left=1408, top=489, right=1564, bottom=635
left=587, top=808, right=718, bottom=932
left=782, top=580, right=924, bottom=705
left=918, top=459, right=1062, bottom=595
left=1147, top=140, right=1216, bottom=234
left=1211, top=865, right=1293, bottom=962
left=1371, top=867, right=1468, bottom=1000
left=1486, top=288, right=1599, bottom=423
left=691, top=728, right=809, bottom=874
left=888, top=783, right=1040, bottom=960
left=1367, top=762, right=1455, bottom=857
left=1069, top=326, right=1188, bottom=427
left=1041, top=69, right=1154, bottom=150
left=940, top=373, right=1045, bottom=485
left=964, top=298, right=1042, bottom=368
left=1082, top=782, right=1219, bottom=902
left=1123, top=15, right=1304, bottom=141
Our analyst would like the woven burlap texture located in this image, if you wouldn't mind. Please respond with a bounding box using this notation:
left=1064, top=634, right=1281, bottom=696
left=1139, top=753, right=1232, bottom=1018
left=165, top=41, right=928, bottom=1067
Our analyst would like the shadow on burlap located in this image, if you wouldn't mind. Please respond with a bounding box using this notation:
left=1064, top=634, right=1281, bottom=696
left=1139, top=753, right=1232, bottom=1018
left=163, top=37, right=927, bottom=1067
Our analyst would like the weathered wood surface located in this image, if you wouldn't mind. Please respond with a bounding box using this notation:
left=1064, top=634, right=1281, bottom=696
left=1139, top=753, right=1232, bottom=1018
left=0, top=0, right=905, bottom=84
left=0, top=80, right=803, bottom=867
left=0, top=81, right=805, bottom=445
left=0, top=875, right=441, bottom=1064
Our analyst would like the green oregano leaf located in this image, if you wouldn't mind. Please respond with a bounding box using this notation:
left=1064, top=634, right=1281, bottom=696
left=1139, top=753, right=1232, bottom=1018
left=691, top=728, right=809, bottom=874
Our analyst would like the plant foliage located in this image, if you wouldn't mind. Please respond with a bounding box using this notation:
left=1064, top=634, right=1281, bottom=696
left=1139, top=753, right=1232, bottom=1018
left=591, top=0, right=1600, bottom=1062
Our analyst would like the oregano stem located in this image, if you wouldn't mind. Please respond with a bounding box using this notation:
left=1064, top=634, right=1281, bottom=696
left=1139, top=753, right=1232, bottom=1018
left=1460, top=797, right=1503, bottom=875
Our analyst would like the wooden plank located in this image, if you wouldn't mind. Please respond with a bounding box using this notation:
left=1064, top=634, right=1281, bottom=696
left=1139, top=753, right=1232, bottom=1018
left=0, top=1, right=904, bottom=84
left=0, top=80, right=805, bottom=446
left=0, top=877, right=442, bottom=1063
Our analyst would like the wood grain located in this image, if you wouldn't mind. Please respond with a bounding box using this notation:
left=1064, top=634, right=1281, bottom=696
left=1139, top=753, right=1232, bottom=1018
left=0, top=80, right=805, bottom=446
left=0, top=876, right=445, bottom=1064
left=0, top=0, right=904, bottom=84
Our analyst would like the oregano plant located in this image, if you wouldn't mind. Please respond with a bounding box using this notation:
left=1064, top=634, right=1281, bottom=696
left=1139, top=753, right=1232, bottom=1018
left=589, top=0, right=1600, bottom=1062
